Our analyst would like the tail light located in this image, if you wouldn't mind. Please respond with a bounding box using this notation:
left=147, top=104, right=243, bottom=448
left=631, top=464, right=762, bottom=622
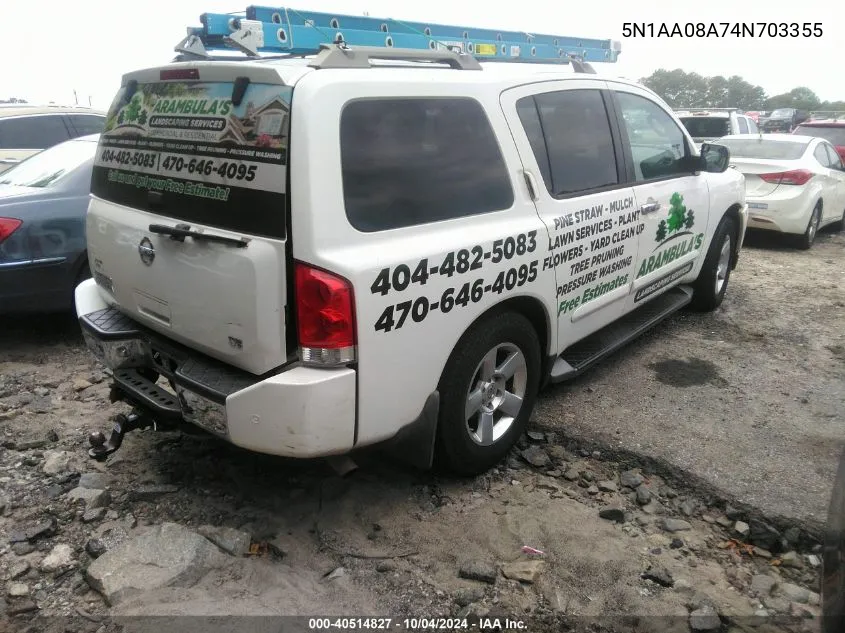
left=294, top=262, right=356, bottom=366
left=0, top=217, right=22, bottom=244
left=836, top=146, right=845, bottom=161
left=758, top=169, right=813, bottom=185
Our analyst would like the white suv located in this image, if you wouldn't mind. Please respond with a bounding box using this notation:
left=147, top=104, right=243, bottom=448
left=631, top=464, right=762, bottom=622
left=676, top=108, right=759, bottom=144
left=74, top=10, right=748, bottom=475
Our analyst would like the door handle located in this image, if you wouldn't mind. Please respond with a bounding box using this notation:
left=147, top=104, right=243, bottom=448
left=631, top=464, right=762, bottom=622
left=640, top=201, right=661, bottom=214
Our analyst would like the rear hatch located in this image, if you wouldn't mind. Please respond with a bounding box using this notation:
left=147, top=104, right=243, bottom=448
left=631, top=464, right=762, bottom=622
left=678, top=116, right=731, bottom=143
left=88, top=65, right=293, bottom=375
left=730, top=158, right=801, bottom=197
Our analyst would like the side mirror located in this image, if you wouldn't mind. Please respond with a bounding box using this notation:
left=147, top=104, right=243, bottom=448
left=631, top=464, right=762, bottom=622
left=700, top=143, right=730, bottom=173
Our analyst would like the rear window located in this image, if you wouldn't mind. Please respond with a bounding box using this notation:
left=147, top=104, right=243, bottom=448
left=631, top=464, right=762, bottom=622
left=91, top=79, right=290, bottom=239
left=0, top=138, right=95, bottom=188
left=679, top=117, right=731, bottom=139
left=794, top=125, right=845, bottom=146
left=340, top=97, right=514, bottom=232
left=717, top=138, right=808, bottom=160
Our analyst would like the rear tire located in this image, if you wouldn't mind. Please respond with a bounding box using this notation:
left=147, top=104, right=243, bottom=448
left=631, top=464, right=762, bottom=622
left=797, top=203, right=822, bottom=250
left=435, top=312, right=541, bottom=476
left=689, top=215, right=736, bottom=312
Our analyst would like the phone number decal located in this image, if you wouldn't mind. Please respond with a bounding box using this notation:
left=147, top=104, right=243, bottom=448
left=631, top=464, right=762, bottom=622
left=370, top=231, right=538, bottom=296
left=374, top=262, right=538, bottom=333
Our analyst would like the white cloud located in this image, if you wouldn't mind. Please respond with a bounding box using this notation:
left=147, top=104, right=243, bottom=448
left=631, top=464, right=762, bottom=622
left=0, top=0, right=840, bottom=108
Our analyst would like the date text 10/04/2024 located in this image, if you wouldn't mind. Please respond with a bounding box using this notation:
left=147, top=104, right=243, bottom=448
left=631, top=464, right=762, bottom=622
left=308, top=616, right=528, bottom=630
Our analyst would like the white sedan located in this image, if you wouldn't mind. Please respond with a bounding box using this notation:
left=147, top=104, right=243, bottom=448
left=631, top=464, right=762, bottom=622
left=716, top=134, right=845, bottom=248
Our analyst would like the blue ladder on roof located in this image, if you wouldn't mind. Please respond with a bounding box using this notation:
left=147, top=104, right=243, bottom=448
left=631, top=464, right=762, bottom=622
left=178, top=6, right=621, bottom=65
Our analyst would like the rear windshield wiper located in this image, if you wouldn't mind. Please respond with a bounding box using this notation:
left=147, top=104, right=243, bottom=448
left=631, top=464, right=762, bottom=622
left=149, top=223, right=250, bottom=248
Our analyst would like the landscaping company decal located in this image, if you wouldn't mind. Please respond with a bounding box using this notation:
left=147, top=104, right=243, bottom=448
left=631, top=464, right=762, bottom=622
left=636, top=193, right=704, bottom=280
left=91, top=81, right=291, bottom=209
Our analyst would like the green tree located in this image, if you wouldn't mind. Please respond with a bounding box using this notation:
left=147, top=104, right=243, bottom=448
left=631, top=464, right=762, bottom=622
left=684, top=209, right=695, bottom=229
left=667, top=193, right=687, bottom=233
left=124, top=94, right=143, bottom=123
left=656, top=220, right=668, bottom=242
left=765, top=87, right=821, bottom=111
left=137, top=110, right=148, bottom=125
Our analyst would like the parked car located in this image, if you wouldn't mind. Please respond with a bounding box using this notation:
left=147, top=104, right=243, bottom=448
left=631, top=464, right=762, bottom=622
left=793, top=115, right=845, bottom=163
left=0, top=134, right=99, bottom=314
left=717, top=134, right=845, bottom=248
left=676, top=108, right=759, bottom=144
left=762, top=108, right=809, bottom=133
left=73, top=13, right=747, bottom=475
left=0, top=105, right=105, bottom=174
left=823, top=446, right=845, bottom=633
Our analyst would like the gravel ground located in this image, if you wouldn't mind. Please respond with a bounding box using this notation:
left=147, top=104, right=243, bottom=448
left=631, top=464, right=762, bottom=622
left=0, top=225, right=841, bottom=633
left=535, top=226, right=845, bottom=529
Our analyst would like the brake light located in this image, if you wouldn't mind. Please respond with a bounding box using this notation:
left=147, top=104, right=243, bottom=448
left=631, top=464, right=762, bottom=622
left=294, top=262, right=356, bottom=366
left=836, top=146, right=845, bottom=161
left=0, top=217, right=22, bottom=243
left=160, top=68, right=200, bottom=81
left=758, top=169, right=813, bottom=185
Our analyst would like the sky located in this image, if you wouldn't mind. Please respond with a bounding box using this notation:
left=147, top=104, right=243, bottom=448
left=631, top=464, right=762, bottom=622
left=1, top=0, right=841, bottom=109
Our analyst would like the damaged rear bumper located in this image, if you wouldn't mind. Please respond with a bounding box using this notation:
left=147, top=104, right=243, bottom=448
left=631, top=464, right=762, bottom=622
left=75, top=278, right=356, bottom=458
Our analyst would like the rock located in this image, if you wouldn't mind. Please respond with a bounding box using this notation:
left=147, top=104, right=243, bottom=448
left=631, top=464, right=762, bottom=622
left=807, top=554, right=821, bottom=568
left=670, top=538, right=684, bottom=549
left=526, top=431, right=545, bottom=442
left=547, top=470, right=562, bottom=478
left=11, top=543, right=35, bottom=556
left=586, top=485, right=599, bottom=496
left=679, top=499, right=697, bottom=516
left=67, top=487, right=111, bottom=510
left=689, top=605, right=721, bottom=631
left=750, top=575, right=778, bottom=596
left=791, top=603, right=821, bottom=618
left=753, top=547, right=772, bottom=559
left=501, top=560, right=544, bottom=584
left=6, top=599, right=37, bottom=615
left=749, top=521, right=781, bottom=552
left=642, top=567, right=674, bottom=587
left=45, top=484, right=63, bottom=499
left=324, top=567, right=346, bottom=581
left=520, top=446, right=551, bottom=468
left=197, top=525, right=251, bottom=557
left=506, top=457, right=523, bottom=470
left=599, top=506, right=625, bottom=524
left=85, top=539, right=107, bottom=559
left=620, top=470, right=644, bottom=488
left=82, top=508, right=107, bottom=524
left=42, top=450, right=72, bottom=475
left=454, top=587, right=484, bottom=607
left=724, top=505, right=742, bottom=520
left=783, top=527, right=801, bottom=545
left=78, top=473, right=110, bottom=490
left=7, top=582, right=29, bottom=597
left=10, top=516, right=58, bottom=543
left=73, top=378, right=93, bottom=392
left=661, top=518, right=692, bottom=533
left=715, top=516, right=732, bottom=528
left=41, top=543, right=75, bottom=574
left=580, top=470, right=595, bottom=482
left=85, top=523, right=228, bottom=605
left=778, top=582, right=810, bottom=604
left=809, top=592, right=821, bottom=606
left=10, top=561, right=30, bottom=580
left=762, top=596, right=790, bottom=613
left=734, top=521, right=750, bottom=538
left=636, top=486, right=652, bottom=505
left=459, top=562, right=497, bottom=585
left=129, top=484, right=179, bottom=501
left=0, top=495, right=8, bottom=514
left=563, top=469, right=579, bottom=482
left=597, top=480, right=618, bottom=493
left=375, top=561, right=395, bottom=573
left=546, top=446, right=570, bottom=462
left=779, top=551, right=803, bottom=569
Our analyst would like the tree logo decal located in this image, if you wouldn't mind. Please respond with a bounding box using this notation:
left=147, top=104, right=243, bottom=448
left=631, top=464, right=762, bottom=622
left=116, top=93, right=148, bottom=127
left=656, top=192, right=695, bottom=242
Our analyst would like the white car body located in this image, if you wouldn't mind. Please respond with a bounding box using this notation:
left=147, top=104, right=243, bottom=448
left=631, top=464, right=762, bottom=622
left=74, top=49, right=748, bottom=474
left=719, top=134, right=845, bottom=237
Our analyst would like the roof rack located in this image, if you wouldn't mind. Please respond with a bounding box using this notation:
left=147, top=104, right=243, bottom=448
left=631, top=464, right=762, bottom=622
left=173, top=6, right=621, bottom=72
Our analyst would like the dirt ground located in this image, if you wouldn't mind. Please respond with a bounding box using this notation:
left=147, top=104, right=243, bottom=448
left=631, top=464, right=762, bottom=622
left=0, top=226, right=842, bottom=633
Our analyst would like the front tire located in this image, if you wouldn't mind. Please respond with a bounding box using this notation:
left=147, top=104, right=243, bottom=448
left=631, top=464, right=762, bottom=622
left=689, top=215, right=736, bottom=312
left=435, top=311, right=541, bottom=476
left=797, top=203, right=822, bottom=250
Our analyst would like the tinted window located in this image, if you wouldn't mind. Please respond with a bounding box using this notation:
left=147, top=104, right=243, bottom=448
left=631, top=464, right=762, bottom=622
left=0, top=115, right=70, bottom=150
left=616, top=92, right=688, bottom=181
left=340, top=98, right=514, bottom=232
left=794, top=125, right=845, bottom=146
left=717, top=139, right=808, bottom=160
left=679, top=117, right=731, bottom=139
left=748, top=118, right=759, bottom=134
left=737, top=117, right=749, bottom=134
left=814, top=144, right=832, bottom=167
left=516, top=90, right=618, bottom=197
left=68, top=114, right=105, bottom=137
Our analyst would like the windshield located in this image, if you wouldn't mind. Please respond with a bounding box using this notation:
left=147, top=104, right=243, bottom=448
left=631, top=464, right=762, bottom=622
left=718, top=138, right=808, bottom=160
left=794, top=125, right=845, bottom=146
left=770, top=109, right=793, bottom=118
left=0, top=139, right=95, bottom=188
left=679, top=117, right=731, bottom=139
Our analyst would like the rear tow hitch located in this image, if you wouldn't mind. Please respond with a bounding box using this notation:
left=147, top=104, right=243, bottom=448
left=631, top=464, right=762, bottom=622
left=88, top=411, right=169, bottom=460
